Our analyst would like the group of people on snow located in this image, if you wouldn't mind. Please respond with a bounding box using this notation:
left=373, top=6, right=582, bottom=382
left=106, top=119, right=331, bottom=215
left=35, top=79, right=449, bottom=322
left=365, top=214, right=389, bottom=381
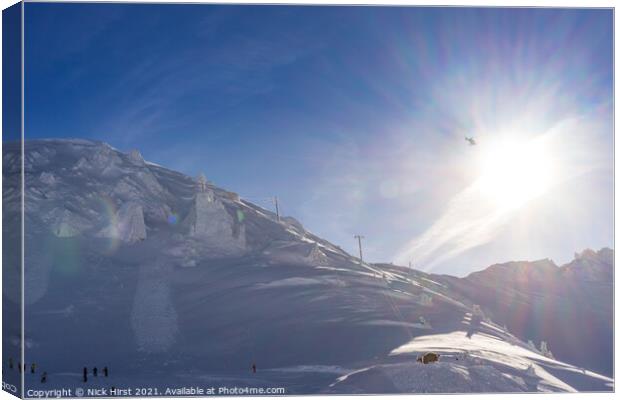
left=6, top=358, right=113, bottom=384
left=8, top=357, right=46, bottom=383
left=83, top=366, right=109, bottom=382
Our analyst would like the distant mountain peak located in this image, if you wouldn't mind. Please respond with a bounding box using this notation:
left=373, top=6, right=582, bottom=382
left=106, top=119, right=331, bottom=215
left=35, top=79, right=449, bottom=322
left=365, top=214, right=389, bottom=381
left=573, top=247, right=613, bottom=262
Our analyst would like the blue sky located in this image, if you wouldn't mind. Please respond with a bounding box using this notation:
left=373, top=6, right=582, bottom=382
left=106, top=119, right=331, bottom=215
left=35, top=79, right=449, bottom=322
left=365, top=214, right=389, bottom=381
left=24, top=4, right=613, bottom=275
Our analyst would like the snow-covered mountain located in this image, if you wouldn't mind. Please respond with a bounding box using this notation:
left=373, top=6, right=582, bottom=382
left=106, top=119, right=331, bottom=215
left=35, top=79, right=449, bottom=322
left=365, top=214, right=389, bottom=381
left=2, top=139, right=613, bottom=394
left=439, top=248, right=613, bottom=377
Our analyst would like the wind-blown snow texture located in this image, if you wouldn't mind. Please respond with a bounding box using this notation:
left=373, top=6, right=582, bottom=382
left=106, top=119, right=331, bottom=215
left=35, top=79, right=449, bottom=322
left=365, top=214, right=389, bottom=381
left=2, top=139, right=613, bottom=395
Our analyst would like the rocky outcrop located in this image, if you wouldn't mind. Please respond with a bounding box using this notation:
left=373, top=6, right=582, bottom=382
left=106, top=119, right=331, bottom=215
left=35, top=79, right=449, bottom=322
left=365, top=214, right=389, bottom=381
left=46, top=208, right=91, bottom=238
left=263, top=241, right=328, bottom=266
left=72, top=143, right=123, bottom=177
left=99, top=202, right=147, bottom=243
left=184, top=190, right=246, bottom=254
left=127, top=149, right=145, bottom=166
left=39, top=172, right=57, bottom=185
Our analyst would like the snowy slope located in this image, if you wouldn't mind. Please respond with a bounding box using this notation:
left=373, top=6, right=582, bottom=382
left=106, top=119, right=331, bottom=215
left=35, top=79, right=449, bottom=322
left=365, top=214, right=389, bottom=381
left=2, top=139, right=613, bottom=394
left=329, top=325, right=613, bottom=393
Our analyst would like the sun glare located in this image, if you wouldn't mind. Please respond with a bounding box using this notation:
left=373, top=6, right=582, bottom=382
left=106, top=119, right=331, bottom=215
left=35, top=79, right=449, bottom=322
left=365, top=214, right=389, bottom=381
left=475, top=137, right=554, bottom=211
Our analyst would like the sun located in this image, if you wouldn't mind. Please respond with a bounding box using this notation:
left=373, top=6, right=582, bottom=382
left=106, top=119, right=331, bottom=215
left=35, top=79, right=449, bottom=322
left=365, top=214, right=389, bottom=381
left=475, top=136, right=554, bottom=211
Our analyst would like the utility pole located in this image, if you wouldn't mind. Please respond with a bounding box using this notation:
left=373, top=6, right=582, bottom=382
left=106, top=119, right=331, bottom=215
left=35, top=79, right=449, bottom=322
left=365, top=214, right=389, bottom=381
left=354, top=235, right=365, bottom=264
left=273, top=196, right=280, bottom=222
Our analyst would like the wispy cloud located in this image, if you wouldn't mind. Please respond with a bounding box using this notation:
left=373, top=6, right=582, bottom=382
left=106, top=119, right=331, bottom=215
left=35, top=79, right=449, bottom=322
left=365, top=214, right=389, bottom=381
left=91, top=14, right=323, bottom=147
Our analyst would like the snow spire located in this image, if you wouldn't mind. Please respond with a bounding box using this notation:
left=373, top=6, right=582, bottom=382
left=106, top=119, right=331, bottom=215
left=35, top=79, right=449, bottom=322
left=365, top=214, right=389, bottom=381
left=128, top=149, right=145, bottom=165
left=197, top=173, right=207, bottom=193
left=419, top=293, right=433, bottom=306
left=526, top=364, right=537, bottom=377
left=540, top=341, right=554, bottom=358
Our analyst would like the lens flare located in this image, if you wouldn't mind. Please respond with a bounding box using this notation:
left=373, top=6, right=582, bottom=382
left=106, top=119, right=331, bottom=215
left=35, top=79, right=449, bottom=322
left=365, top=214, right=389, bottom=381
left=95, top=196, right=120, bottom=255
left=167, top=213, right=179, bottom=225
left=237, top=210, right=245, bottom=223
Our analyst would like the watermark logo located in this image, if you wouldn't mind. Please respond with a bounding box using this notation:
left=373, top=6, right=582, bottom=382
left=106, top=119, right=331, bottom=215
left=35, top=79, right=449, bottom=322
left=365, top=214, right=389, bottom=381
left=2, top=381, right=17, bottom=393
